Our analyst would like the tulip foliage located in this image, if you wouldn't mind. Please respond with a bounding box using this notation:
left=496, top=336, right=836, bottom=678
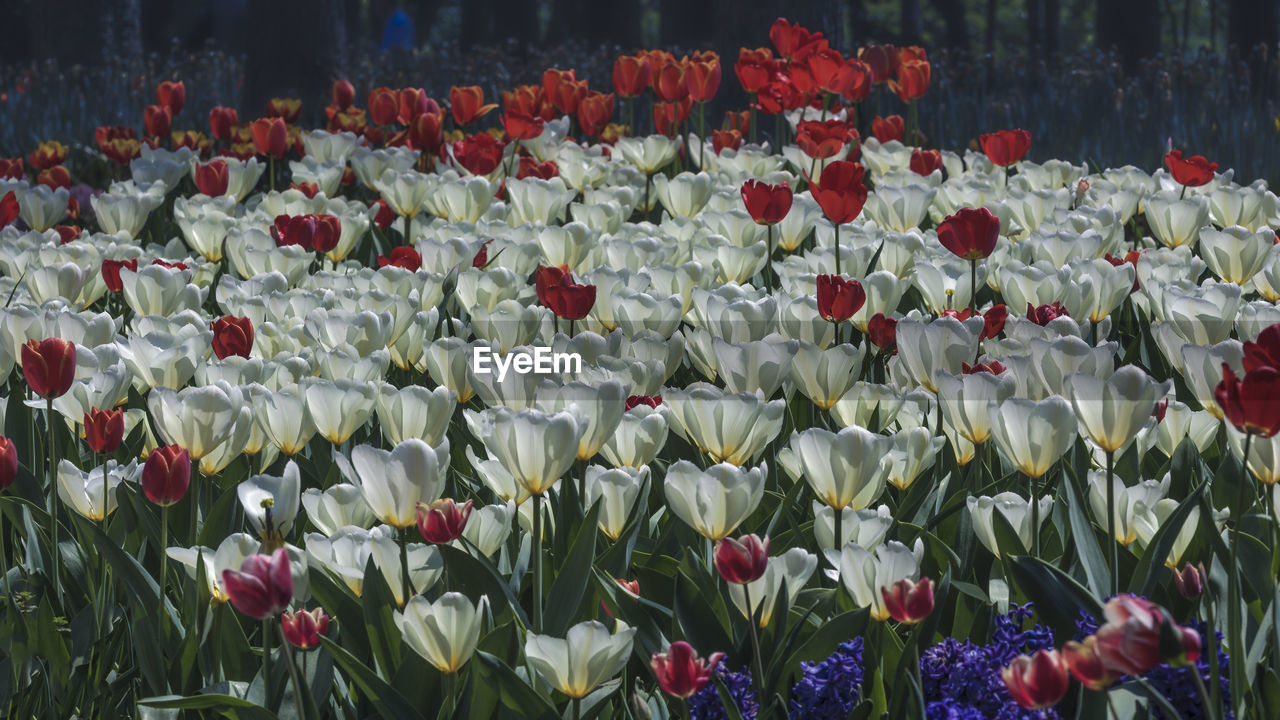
left=1, top=15, right=1280, bottom=720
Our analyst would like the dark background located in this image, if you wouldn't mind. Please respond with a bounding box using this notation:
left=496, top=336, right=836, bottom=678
left=1, top=0, right=1278, bottom=182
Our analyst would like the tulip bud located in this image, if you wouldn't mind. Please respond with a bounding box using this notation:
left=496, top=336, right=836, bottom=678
left=208, top=106, right=239, bottom=140
left=222, top=548, right=294, bottom=620
left=741, top=179, right=793, bottom=226
left=1, top=191, right=18, bottom=229
left=979, top=128, right=1032, bottom=167
left=0, top=436, right=18, bottom=490
left=101, top=258, right=138, bottom=294
left=144, top=104, right=172, bottom=138
left=1172, top=561, right=1204, bottom=599
left=157, top=80, right=186, bottom=115
left=84, top=408, right=125, bottom=455
left=281, top=607, right=330, bottom=650
left=651, top=642, right=725, bottom=699
left=937, top=206, right=1000, bottom=261
left=21, top=338, right=76, bottom=399
left=194, top=159, right=230, bottom=197
left=250, top=117, right=288, bottom=158
left=142, top=445, right=191, bottom=507
left=714, top=534, right=769, bottom=585
left=881, top=576, right=934, bottom=624
left=603, top=578, right=640, bottom=619
left=331, top=79, right=355, bottom=109
left=1001, top=649, right=1070, bottom=710
left=416, top=498, right=473, bottom=544
left=816, top=274, right=866, bottom=324
left=1063, top=636, right=1115, bottom=690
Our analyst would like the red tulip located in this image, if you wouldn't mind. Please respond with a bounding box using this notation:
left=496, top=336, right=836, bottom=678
left=769, top=18, right=828, bottom=61
left=536, top=265, right=596, bottom=320
left=28, top=141, right=68, bottom=170
left=1092, top=594, right=1165, bottom=676
left=910, top=148, right=943, bottom=176
left=1, top=191, right=19, bottom=229
left=144, top=105, right=172, bottom=138
left=1242, top=323, right=1280, bottom=372
left=1001, top=649, right=1070, bottom=710
left=208, top=107, right=239, bottom=140
left=0, top=436, right=16, bottom=490
left=981, top=304, right=1008, bottom=339
left=796, top=119, right=854, bottom=160
left=101, top=258, right=138, bottom=293
left=473, top=240, right=491, bottom=268
left=194, top=159, right=230, bottom=197
left=881, top=577, right=935, bottom=624
left=842, top=59, right=873, bottom=102
left=281, top=607, right=330, bottom=650
left=156, top=80, right=185, bottom=114
left=271, top=213, right=341, bottom=253
left=84, top=408, right=125, bottom=454
left=407, top=111, right=444, bottom=154
left=871, top=115, right=904, bottom=143
left=37, top=166, right=70, bottom=190
left=889, top=59, right=931, bottom=102
left=868, top=313, right=898, bottom=350
left=980, top=129, right=1032, bottom=167
left=1026, top=302, right=1070, bottom=326
left=625, top=395, right=662, bottom=411
left=211, top=316, right=254, bottom=360
left=613, top=54, right=652, bottom=97
left=142, top=444, right=191, bottom=507
left=1215, top=364, right=1280, bottom=437
left=416, top=498, right=473, bottom=544
left=576, top=92, right=615, bottom=139
left=685, top=55, right=722, bottom=103
left=653, top=61, right=689, bottom=104
left=265, top=97, right=302, bottom=123
left=53, top=225, right=80, bottom=244
left=1165, top=150, right=1217, bottom=188
left=503, top=109, right=545, bottom=141
left=734, top=47, right=775, bottom=94
left=367, top=87, right=399, bottom=125
left=22, top=338, right=76, bottom=399
left=222, top=548, right=294, bottom=620
left=712, top=129, right=742, bottom=155
left=0, top=157, right=24, bottom=181
left=378, top=246, right=422, bottom=271
left=809, top=160, right=868, bottom=224
left=450, top=86, right=497, bottom=126
left=1062, top=636, right=1116, bottom=691
left=652, top=642, right=726, bottom=699
left=741, top=179, right=793, bottom=225
left=451, top=133, right=506, bottom=176
left=937, top=206, right=1000, bottom=260
left=714, top=534, right=769, bottom=585
left=816, top=274, right=866, bottom=323
left=372, top=198, right=396, bottom=230
left=326, top=79, right=354, bottom=109
left=517, top=156, right=559, bottom=180
left=859, top=44, right=898, bottom=84
left=251, top=117, right=288, bottom=158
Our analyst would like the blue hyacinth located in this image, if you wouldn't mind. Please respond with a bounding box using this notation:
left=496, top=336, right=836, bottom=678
left=689, top=661, right=759, bottom=720
left=788, top=638, right=866, bottom=720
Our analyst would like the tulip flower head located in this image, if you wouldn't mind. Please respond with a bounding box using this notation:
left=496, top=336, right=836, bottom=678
left=1062, top=635, right=1115, bottom=690
left=281, top=607, right=330, bottom=650
left=221, top=548, right=294, bottom=620
left=881, top=576, right=934, bottom=624
left=271, top=213, right=341, bottom=254
left=0, top=191, right=18, bottom=228
left=1165, top=150, right=1217, bottom=188
left=0, top=437, right=17, bottom=490
left=211, top=315, right=254, bottom=360
left=22, top=338, right=76, bottom=399
left=625, top=395, right=662, bottom=411
left=741, top=179, right=793, bottom=226
left=208, top=107, right=239, bottom=140
left=1242, top=323, right=1280, bottom=372
left=816, top=274, right=866, bottom=324
left=450, top=86, right=497, bottom=126
left=84, top=408, right=125, bottom=455
left=652, top=642, right=726, bottom=699
left=377, top=246, right=423, bottom=271
left=194, top=159, right=230, bottom=197
left=101, top=258, right=138, bottom=293
left=416, top=498, right=473, bottom=544
left=142, top=445, right=191, bottom=507
left=937, top=207, right=1000, bottom=261
left=613, top=54, right=652, bottom=97
left=871, top=114, right=904, bottom=143
left=868, top=312, right=898, bottom=351
left=156, top=80, right=185, bottom=114
left=536, top=265, right=597, bottom=321
left=714, top=534, right=769, bottom=585
left=1215, top=364, right=1280, bottom=437
left=1001, top=649, right=1070, bottom=710
left=1173, top=562, right=1204, bottom=599
left=251, top=117, right=288, bottom=158
left=808, top=160, right=868, bottom=225
left=979, top=128, right=1032, bottom=167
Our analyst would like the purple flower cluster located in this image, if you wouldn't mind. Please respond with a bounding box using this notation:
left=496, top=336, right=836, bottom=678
left=689, top=661, right=758, bottom=720
left=788, top=638, right=865, bottom=720
left=1074, top=611, right=1231, bottom=720
left=920, top=604, right=1061, bottom=720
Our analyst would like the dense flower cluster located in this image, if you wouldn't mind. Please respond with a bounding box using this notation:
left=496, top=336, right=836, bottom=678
left=690, top=662, right=759, bottom=720
left=788, top=638, right=865, bottom=720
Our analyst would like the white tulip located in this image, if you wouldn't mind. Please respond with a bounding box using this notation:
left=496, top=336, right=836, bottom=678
left=524, top=620, right=636, bottom=699
left=398, top=593, right=488, bottom=673
left=663, top=460, right=766, bottom=540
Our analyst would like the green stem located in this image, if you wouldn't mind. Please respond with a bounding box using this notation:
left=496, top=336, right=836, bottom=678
left=572, top=696, right=581, bottom=720
left=1030, top=473, right=1040, bottom=558
left=1189, top=663, right=1218, bottom=720
left=969, top=258, right=978, bottom=313
left=159, top=505, right=169, bottom=598
left=834, top=223, right=841, bottom=277
left=832, top=504, right=843, bottom=552
left=1106, top=450, right=1117, bottom=596
left=766, top=224, right=774, bottom=292
left=399, top=528, right=412, bottom=606
left=742, top=583, right=767, bottom=698
left=279, top=625, right=309, bottom=720
left=263, top=617, right=275, bottom=711
left=1227, top=433, right=1252, bottom=717
left=532, top=493, right=543, bottom=632
left=46, top=396, right=59, bottom=603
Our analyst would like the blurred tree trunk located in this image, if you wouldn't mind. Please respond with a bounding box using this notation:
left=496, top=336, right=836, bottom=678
left=243, top=0, right=344, bottom=121
left=30, top=0, right=102, bottom=65
left=1028, top=0, right=1043, bottom=61
left=849, top=0, right=867, bottom=45
left=1229, top=0, right=1278, bottom=53
left=930, top=0, right=970, bottom=53
left=1096, top=0, right=1159, bottom=72
left=985, top=0, right=997, bottom=57
left=900, top=0, right=923, bottom=44
left=103, top=0, right=144, bottom=69
left=663, top=0, right=716, bottom=48
left=582, top=3, right=642, bottom=49
left=1043, top=0, right=1059, bottom=59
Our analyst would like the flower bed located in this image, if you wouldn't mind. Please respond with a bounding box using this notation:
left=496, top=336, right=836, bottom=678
left=0, top=15, right=1274, bottom=720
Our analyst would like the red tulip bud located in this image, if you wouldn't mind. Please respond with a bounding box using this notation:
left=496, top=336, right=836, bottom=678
left=714, top=534, right=769, bottom=585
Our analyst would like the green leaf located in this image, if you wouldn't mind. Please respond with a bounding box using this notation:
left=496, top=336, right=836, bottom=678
left=139, top=693, right=279, bottom=720
left=543, top=501, right=600, bottom=636
left=1008, top=556, right=1104, bottom=640
left=1062, top=463, right=1110, bottom=599
left=473, top=651, right=559, bottom=720
left=361, top=554, right=402, bottom=678
left=438, top=543, right=529, bottom=627
left=1130, top=483, right=1205, bottom=596
left=319, top=635, right=427, bottom=720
